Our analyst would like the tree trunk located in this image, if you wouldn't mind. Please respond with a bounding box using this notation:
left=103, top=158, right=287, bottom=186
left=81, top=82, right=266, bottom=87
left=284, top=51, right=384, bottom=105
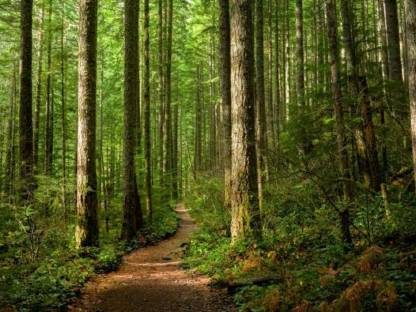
left=75, top=0, right=99, bottom=248
left=340, top=0, right=381, bottom=191
left=44, top=0, right=53, bottom=176
left=383, top=0, right=403, bottom=82
left=121, top=0, right=143, bottom=242
left=61, top=2, right=67, bottom=221
left=143, top=0, right=153, bottom=219
left=325, top=0, right=353, bottom=244
left=295, top=0, right=310, bottom=154
left=194, top=66, right=202, bottom=176
left=33, top=3, right=45, bottom=172
left=163, top=0, right=173, bottom=199
left=230, top=0, right=261, bottom=242
left=5, top=62, right=17, bottom=200
left=274, top=0, right=281, bottom=150
left=255, top=0, right=267, bottom=210
left=219, top=0, right=232, bottom=210
left=158, top=0, right=165, bottom=187
left=19, top=0, right=35, bottom=202
left=404, top=0, right=416, bottom=193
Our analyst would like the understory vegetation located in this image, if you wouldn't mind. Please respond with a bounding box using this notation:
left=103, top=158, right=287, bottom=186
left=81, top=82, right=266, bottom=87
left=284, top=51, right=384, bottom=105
left=0, top=178, right=178, bottom=311
left=185, top=173, right=416, bottom=311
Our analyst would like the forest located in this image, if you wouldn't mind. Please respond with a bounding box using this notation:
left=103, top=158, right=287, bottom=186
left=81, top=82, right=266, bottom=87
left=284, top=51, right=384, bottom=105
left=0, top=0, right=416, bottom=311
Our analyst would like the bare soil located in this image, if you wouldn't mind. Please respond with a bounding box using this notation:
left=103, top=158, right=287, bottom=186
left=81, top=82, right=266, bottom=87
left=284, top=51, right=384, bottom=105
left=68, top=204, right=235, bottom=312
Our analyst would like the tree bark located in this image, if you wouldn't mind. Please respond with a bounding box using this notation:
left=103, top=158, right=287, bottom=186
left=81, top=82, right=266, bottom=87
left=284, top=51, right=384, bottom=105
left=340, top=0, right=381, bottom=191
left=44, top=0, right=53, bottom=176
left=230, top=0, right=261, bottom=242
left=158, top=0, right=165, bottom=187
left=163, top=0, right=173, bottom=199
left=75, top=0, right=99, bottom=248
left=61, top=2, right=67, bottom=221
left=325, top=0, right=353, bottom=244
left=19, top=0, right=35, bottom=202
left=219, top=0, right=232, bottom=210
left=383, top=0, right=403, bottom=82
left=255, top=0, right=267, bottom=210
left=404, top=0, right=416, bottom=193
left=33, top=3, right=45, bottom=172
left=143, top=0, right=153, bottom=219
left=122, top=0, right=143, bottom=241
left=5, top=62, right=17, bottom=200
left=295, top=0, right=310, bottom=154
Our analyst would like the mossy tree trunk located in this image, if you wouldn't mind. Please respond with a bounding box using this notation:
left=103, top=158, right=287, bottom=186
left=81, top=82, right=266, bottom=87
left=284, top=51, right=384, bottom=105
left=75, top=0, right=99, bottom=248
left=230, top=0, right=261, bottom=242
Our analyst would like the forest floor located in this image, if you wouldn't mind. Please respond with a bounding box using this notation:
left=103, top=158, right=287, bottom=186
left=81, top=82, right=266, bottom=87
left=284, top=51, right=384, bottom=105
left=68, top=203, right=235, bottom=312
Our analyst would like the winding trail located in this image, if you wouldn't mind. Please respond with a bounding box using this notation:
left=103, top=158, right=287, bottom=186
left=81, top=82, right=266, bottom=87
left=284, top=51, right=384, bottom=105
left=69, top=204, right=235, bottom=312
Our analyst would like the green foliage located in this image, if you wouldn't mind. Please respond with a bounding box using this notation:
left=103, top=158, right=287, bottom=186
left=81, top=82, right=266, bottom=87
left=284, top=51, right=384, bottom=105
left=185, top=175, right=416, bottom=311
left=0, top=174, right=179, bottom=310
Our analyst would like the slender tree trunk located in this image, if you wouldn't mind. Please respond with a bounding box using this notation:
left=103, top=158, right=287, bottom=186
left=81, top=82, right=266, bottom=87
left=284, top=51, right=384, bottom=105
left=295, top=0, right=310, bottom=154
left=378, top=0, right=390, bottom=180
left=230, top=0, right=261, bottom=242
left=61, top=2, right=67, bottom=221
left=44, top=0, right=53, bottom=176
left=33, top=3, right=45, bottom=172
left=266, top=0, right=274, bottom=150
left=384, top=0, right=403, bottom=82
left=255, top=0, right=267, bottom=210
left=340, top=0, right=381, bottom=191
left=122, top=0, right=143, bottom=241
left=283, top=0, right=290, bottom=123
left=325, top=0, right=353, bottom=244
left=143, top=0, right=153, bottom=218
left=75, top=0, right=99, bottom=248
left=194, top=66, right=202, bottom=176
left=219, top=0, right=232, bottom=210
left=20, top=0, right=35, bottom=202
left=274, top=0, right=281, bottom=150
left=172, top=100, right=179, bottom=199
left=404, top=0, right=416, bottom=193
left=5, top=63, right=17, bottom=200
left=158, top=0, right=165, bottom=187
left=163, top=0, right=173, bottom=199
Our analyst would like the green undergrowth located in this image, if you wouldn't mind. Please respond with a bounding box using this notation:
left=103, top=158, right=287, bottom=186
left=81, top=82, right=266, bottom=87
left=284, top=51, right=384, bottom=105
left=184, top=176, right=416, bottom=312
left=0, top=180, right=179, bottom=311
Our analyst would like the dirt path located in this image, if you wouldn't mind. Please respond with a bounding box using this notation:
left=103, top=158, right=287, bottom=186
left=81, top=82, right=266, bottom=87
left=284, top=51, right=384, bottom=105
left=69, top=204, right=235, bottom=312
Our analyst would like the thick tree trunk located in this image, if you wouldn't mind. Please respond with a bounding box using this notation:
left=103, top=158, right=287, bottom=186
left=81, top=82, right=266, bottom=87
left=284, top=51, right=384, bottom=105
left=143, top=0, right=153, bottom=219
left=325, top=0, right=353, bottom=244
left=75, top=0, right=99, bottom=248
left=19, top=0, right=35, bottom=202
left=230, top=0, right=261, bottom=242
left=404, top=0, right=416, bottom=193
left=219, top=0, right=232, bottom=210
left=121, top=0, right=143, bottom=241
